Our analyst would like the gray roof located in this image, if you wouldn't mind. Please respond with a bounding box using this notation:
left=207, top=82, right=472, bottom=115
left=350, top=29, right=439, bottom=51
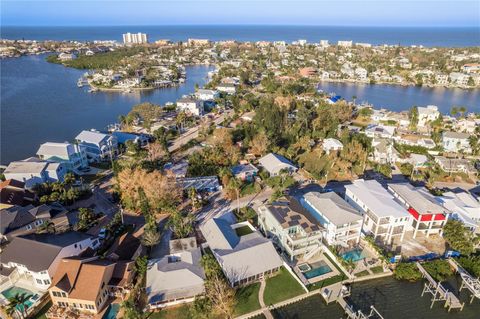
left=345, top=180, right=409, bottom=219
left=258, top=153, right=297, bottom=175
left=146, top=247, right=205, bottom=304
left=75, top=130, right=109, bottom=145
left=4, top=161, right=47, bottom=175
left=200, top=218, right=283, bottom=284
left=36, top=142, right=75, bottom=158
left=0, top=205, right=36, bottom=235
left=388, top=183, right=450, bottom=215
left=0, top=232, right=93, bottom=272
left=302, top=192, right=363, bottom=226
left=231, top=163, right=258, bottom=176
left=442, top=131, right=470, bottom=140
left=181, top=176, right=220, bottom=191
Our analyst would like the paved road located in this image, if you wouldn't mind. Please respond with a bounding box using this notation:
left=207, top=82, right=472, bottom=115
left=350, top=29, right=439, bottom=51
left=168, top=110, right=233, bottom=153
left=195, top=187, right=274, bottom=225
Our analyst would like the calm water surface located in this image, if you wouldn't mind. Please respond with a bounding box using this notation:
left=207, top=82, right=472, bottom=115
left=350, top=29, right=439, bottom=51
left=2, top=26, right=479, bottom=47
left=0, top=54, right=213, bottom=164
left=273, top=277, right=480, bottom=319
left=318, top=82, right=480, bottom=114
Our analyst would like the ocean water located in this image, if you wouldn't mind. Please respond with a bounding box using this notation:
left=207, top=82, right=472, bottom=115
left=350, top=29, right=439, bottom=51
left=2, top=25, right=479, bottom=47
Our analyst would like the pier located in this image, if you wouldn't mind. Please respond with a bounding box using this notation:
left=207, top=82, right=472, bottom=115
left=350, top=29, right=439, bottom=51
left=448, top=258, right=480, bottom=304
left=416, top=262, right=465, bottom=311
left=322, top=283, right=384, bottom=319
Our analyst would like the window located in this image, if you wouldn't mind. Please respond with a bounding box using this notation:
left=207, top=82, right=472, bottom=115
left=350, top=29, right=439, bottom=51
left=74, top=244, right=77, bottom=248
left=26, top=225, right=32, bottom=230
left=52, top=291, right=59, bottom=297
left=61, top=292, right=67, bottom=298
left=36, top=279, right=42, bottom=284
left=44, top=279, right=50, bottom=285
left=101, top=282, right=105, bottom=289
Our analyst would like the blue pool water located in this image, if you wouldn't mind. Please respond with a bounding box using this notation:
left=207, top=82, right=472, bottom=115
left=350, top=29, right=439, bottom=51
left=341, top=249, right=365, bottom=262
left=302, top=262, right=333, bottom=279
left=1, top=287, right=35, bottom=312
left=103, top=303, right=120, bottom=319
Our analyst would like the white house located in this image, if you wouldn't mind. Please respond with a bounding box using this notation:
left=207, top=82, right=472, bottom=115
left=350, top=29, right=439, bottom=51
left=337, top=40, right=353, bottom=47
left=417, top=105, right=440, bottom=127
left=258, top=198, right=323, bottom=261
left=0, top=232, right=98, bottom=291
left=36, top=142, right=88, bottom=172
left=371, top=139, right=399, bottom=164
left=75, top=130, right=118, bottom=163
left=3, top=159, right=66, bottom=188
left=300, top=192, right=363, bottom=246
left=58, top=52, right=77, bottom=61
left=365, top=124, right=396, bottom=139
left=258, top=153, right=298, bottom=176
left=177, top=97, right=204, bottom=116
left=442, top=131, right=472, bottom=154
left=322, top=138, right=344, bottom=154
left=195, top=89, right=219, bottom=101
left=354, top=67, right=368, bottom=80
left=216, top=83, right=237, bottom=94
left=345, top=180, right=412, bottom=244
left=437, top=191, right=480, bottom=233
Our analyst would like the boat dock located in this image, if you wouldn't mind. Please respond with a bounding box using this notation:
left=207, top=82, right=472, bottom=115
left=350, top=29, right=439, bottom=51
left=416, top=262, right=465, bottom=311
left=448, top=258, right=480, bottom=304
left=322, top=283, right=384, bottom=319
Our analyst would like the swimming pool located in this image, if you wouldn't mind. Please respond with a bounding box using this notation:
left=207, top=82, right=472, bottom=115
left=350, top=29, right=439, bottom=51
left=103, top=303, right=120, bottom=319
left=341, top=248, right=365, bottom=262
left=1, top=287, right=35, bottom=312
left=300, top=261, right=333, bottom=279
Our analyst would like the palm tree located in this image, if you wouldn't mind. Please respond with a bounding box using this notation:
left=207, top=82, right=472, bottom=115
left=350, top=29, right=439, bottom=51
left=450, top=106, right=459, bottom=118
left=6, top=293, right=30, bottom=319
left=141, top=224, right=161, bottom=249
left=459, top=106, right=467, bottom=118
left=37, top=221, right=56, bottom=234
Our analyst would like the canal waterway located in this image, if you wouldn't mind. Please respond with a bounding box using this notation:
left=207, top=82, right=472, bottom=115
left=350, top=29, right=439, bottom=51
left=1, top=54, right=479, bottom=165
left=272, top=276, right=480, bottom=319
left=0, top=54, right=214, bottom=164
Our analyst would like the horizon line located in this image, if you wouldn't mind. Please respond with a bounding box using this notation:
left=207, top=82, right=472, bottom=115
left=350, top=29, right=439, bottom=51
left=2, top=24, right=478, bottom=28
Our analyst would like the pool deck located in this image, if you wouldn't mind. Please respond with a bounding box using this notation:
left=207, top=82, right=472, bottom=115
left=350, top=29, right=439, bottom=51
left=294, top=253, right=340, bottom=285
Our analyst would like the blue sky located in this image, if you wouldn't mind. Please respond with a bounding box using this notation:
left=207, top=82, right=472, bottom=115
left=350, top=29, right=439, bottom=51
left=2, top=0, right=479, bottom=27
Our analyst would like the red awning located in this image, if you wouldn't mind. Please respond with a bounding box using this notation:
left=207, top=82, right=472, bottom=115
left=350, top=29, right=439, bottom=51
left=408, top=207, right=445, bottom=221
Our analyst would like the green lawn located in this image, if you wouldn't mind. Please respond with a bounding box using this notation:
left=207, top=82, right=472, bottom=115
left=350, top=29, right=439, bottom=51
left=263, top=267, right=305, bottom=305
left=355, top=270, right=370, bottom=277
left=370, top=266, right=384, bottom=274
left=235, top=225, right=254, bottom=236
left=147, top=304, right=191, bottom=319
left=234, top=282, right=261, bottom=316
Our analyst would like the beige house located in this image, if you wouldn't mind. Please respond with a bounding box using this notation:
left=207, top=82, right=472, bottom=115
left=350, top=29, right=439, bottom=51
left=48, top=256, right=134, bottom=316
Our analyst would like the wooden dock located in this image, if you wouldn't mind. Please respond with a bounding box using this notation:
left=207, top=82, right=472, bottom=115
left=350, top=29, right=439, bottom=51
left=416, top=262, right=465, bottom=312
left=448, top=258, right=480, bottom=304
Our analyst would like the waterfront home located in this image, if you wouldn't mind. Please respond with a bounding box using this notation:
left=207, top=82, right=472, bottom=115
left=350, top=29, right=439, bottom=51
left=455, top=118, right=478, bottom=134
left=322, top=138, right=344, bottom=154
left=111, top=131, right=149, bottom=147
left=449, top=72, right=470, bottom=86
left=395, top=134, right=436, bottom=149
left=0, top=203, right=69, bottom=242
left=442, top=131, right=472, bottom=154
left=0, top=179, right=35, bottom=208
left=75, top=130, right=118, bottom=163
left=0, top=232, right=99, bottom=291
left=345, top=180, right=411, bottom=244
left=200, top=218, right=283, bottom=287
left=176, top=97, right=204, bottom=116
left=48, top=256, right=134, bottom=316
left=146, top=238, right=205, bottom=309
left=231, top=163, right=259, bottom=181
left=180, top=176, right=220, bottom=192
left=195, top=88, right=220, bottom=101
left=434, top=156, right=476, bottom=174
left=258, top=198, right=323, bottom=261
left=371, top=138, right=399, bottom=164
left=338, top=40, right=353, bottom=47
left=258, top=153, right=298, bottom=176
left=463, top=63, right=480, bottom=73
left=58, top=52, right=77, bottom=61
left=300, top=192, right=363, bottom=247
left=388, top=183, right=450, bottom=238
left=417, top=105, right=439, bottom=128
left=3, top=158, right=66, bottom=188
left=36, top=142, right=89, bottom=172
left=364, top=124, right=396, bottom=139
left=216, top=83, right=237, bottom=94
left=437, top=191, right=480, bottom=233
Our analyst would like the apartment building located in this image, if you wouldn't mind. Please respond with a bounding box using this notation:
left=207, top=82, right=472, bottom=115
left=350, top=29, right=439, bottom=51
left=122, top=32, right=148, bottom=44
left=345, top=180, right=411, bottom=244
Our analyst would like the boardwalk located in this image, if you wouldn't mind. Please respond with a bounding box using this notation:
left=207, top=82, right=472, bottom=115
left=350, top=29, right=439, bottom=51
left=416, top=262, right=464, bottom=312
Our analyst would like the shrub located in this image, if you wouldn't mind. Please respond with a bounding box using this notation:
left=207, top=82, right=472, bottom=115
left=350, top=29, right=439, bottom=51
left=393, top=263, right=422, bottom=281
left=423, top=259, right=453, bottom=282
